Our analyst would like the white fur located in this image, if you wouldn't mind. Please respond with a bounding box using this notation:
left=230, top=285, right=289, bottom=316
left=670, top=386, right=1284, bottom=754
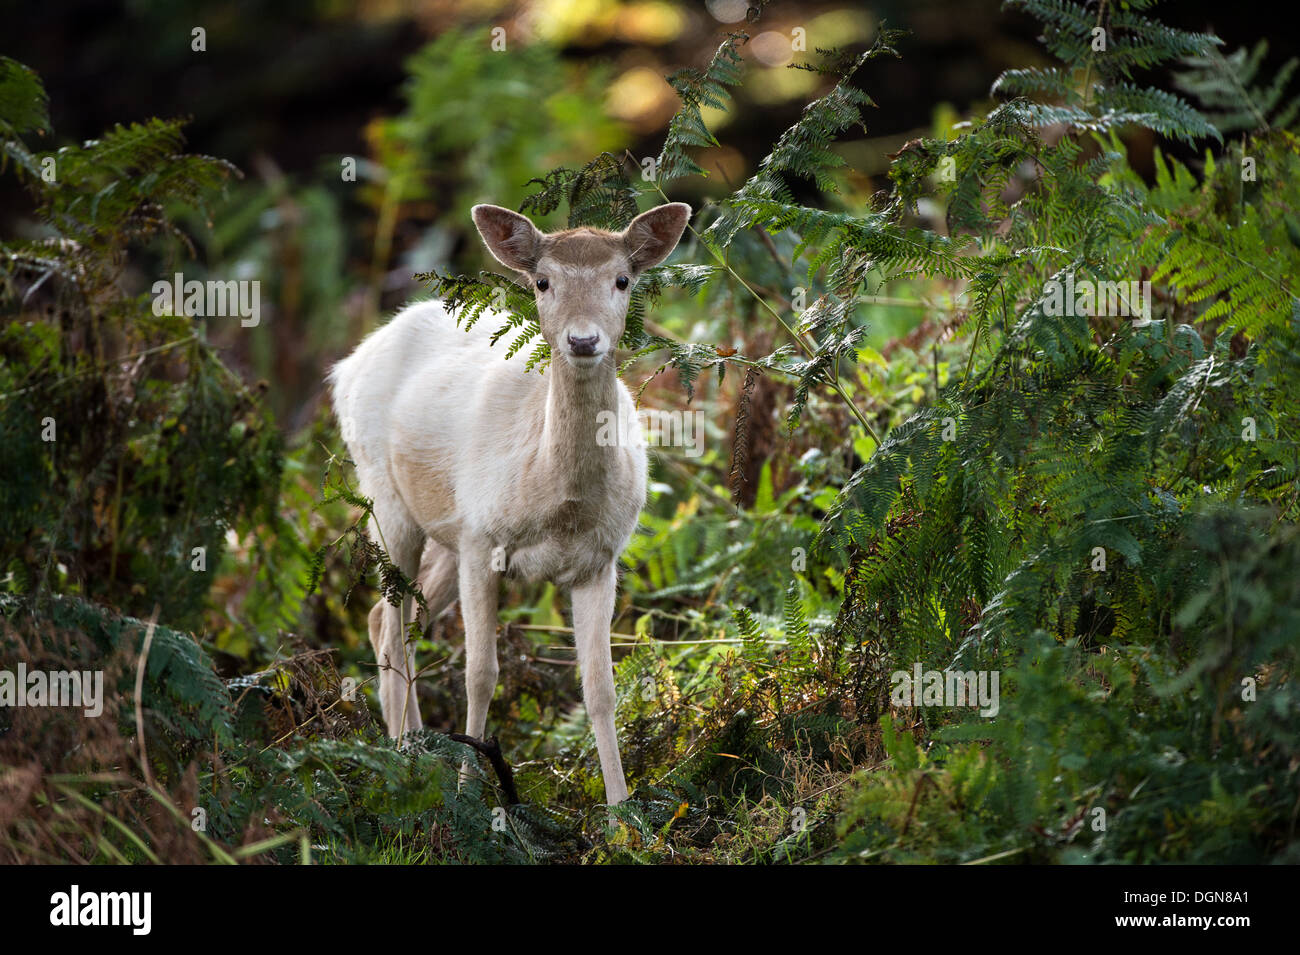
left=328, top=301, right=646, bottom=804
left=329, top=203, right=689, bottom=805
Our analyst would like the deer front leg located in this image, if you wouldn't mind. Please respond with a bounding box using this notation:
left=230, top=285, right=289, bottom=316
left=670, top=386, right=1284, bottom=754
left=458, top=539, right=501, bottom=745
left=572, top=562, right=629, bottom=805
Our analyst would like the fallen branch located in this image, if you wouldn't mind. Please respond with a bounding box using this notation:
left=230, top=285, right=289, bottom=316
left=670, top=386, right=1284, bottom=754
left=450, top=733, right=520, bottom=805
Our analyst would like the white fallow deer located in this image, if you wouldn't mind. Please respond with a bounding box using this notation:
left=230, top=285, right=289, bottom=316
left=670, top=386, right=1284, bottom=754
left=328, top=201, right=692, bottom=805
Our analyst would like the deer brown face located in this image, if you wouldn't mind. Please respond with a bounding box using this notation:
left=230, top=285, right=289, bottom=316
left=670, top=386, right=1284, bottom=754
left=472, top=203, right=691, bottom=370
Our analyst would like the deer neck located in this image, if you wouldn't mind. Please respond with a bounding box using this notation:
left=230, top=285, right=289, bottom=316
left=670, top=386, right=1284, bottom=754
left=539, top=351, right=620, bottom=498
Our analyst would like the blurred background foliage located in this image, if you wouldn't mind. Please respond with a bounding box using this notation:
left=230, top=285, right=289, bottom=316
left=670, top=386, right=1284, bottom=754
left=2, top=0, right=1299, bottom=864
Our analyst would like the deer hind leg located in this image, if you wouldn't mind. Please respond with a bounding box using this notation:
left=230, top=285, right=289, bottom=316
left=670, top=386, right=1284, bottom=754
left=369, top=541, right=459, bottom=659
left=366, top=540, right=459, bottom=738
left=367, top=500, right=425, bottom=740
left=414, top=539, right=459, bottom=629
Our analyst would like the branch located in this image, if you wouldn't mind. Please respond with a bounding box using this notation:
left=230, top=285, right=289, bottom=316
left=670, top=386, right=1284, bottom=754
left=450, top=733, right=521, bottom=805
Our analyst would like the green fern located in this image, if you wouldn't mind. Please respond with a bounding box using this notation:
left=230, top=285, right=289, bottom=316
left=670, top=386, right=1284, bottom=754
left=1173, top=41, right=1300, bottom=134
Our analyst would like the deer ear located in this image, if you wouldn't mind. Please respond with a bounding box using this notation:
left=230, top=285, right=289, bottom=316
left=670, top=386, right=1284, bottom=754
left=624, top=202, right=691, bottom=272
left=472, top=204, right=542, bottom=272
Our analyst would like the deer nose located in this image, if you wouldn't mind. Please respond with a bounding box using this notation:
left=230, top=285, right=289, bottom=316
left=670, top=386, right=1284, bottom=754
left=567, top=333, right=600, bottom=356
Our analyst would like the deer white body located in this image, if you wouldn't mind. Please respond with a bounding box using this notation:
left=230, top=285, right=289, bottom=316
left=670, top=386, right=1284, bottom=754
left=328, top=202, right=691, bottom=804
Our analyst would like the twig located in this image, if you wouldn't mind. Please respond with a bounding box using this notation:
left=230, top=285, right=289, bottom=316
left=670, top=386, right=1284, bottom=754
left=133, top=607, right=161, bottom=793
left=898, top=771, right=933, bottom=838
left=450, top=733, right=521, bottom=805
left=513, top=623, right=639, bottom=641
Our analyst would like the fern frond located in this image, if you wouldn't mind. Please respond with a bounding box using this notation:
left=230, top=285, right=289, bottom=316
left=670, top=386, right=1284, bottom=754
left=656, top=34, right=747, bottom=184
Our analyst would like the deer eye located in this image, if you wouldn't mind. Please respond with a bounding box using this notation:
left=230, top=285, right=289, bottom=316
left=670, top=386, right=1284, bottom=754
left=615, top=275, right=629, bottom=291
left=535, top=277, right=549, bottom=292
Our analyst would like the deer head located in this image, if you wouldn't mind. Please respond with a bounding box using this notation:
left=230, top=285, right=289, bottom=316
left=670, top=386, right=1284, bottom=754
left=471, top=202, right=691, bottom=371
